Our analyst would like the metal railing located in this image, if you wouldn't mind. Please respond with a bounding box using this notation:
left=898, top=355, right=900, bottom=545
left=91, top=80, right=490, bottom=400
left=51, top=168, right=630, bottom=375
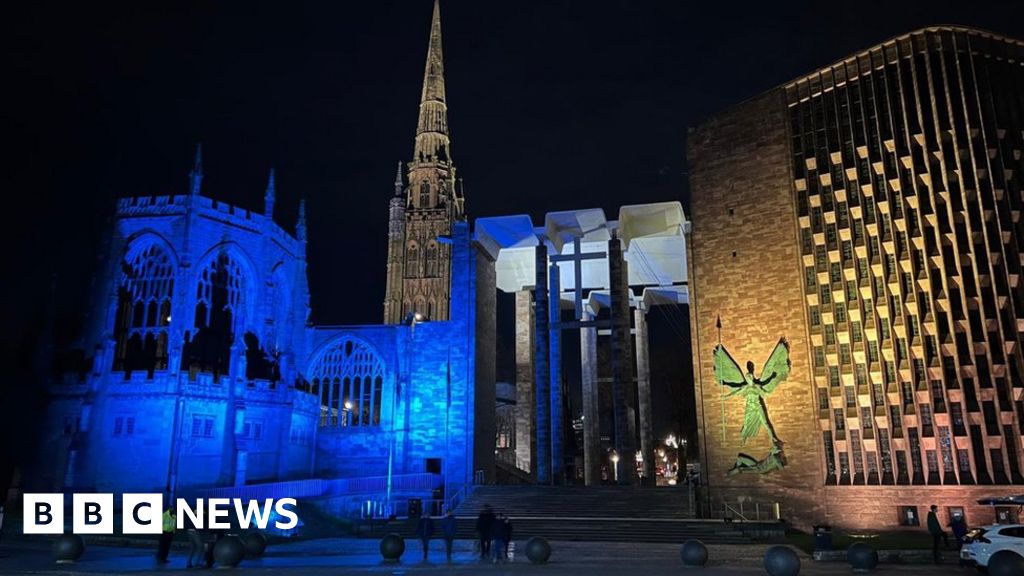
left=696, top=498, right=782, bottom=522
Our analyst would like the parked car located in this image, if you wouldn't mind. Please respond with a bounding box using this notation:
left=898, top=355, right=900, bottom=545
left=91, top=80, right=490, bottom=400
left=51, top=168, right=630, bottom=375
left=960, top=524, right=1024, bottom=570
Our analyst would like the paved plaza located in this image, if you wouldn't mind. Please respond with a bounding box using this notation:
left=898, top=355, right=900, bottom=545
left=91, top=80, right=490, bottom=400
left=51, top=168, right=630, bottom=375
left=0, top=537, right=973, bottom=575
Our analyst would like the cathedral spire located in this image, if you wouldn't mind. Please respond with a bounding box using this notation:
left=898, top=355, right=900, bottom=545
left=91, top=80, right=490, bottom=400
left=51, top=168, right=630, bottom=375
left=189, top=143, right=203, bottom=196
left=264, top=167, right=276, bottom=217
left=394, top=161, right=404, bottom=196
left=413, top=0, right=450, bottom=165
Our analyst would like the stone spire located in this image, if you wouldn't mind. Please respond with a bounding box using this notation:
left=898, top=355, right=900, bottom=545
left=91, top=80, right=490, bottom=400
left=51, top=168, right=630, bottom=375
left=296, top=198, right=307, bottom=243
left=394, top=161, right=404, bottom=196
left=413, top=0, right=450, bottom=165
left=264, top=167, right=276, bottom=217
left=189, top=143, right=203, bottom=196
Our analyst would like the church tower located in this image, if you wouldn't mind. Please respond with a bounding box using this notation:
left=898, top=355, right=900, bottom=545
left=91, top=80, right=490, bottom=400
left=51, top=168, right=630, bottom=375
left=383, top=0, right=464, bottom=324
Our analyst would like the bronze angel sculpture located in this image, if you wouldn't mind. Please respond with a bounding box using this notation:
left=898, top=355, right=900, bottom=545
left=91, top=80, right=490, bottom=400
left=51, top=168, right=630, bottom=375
left=713, top=338, right=791, bottom=475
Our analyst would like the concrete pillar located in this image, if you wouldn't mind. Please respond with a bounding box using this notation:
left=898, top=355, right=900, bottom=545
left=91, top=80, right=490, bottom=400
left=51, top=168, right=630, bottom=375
left=514, top=290, right=535, bottom=474
left=608, top=234, right=637, bottom=485
left=635, top=308, right=655, bottom=482
left=533, top=245, right=551, bottom=484
left=580, top=310, right=600, bottom=485
left=548, top=264, right=563, bottom=485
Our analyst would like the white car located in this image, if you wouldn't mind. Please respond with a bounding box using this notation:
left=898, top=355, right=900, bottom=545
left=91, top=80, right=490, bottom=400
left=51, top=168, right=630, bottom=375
left=961, top=524, right=1024, bottom=570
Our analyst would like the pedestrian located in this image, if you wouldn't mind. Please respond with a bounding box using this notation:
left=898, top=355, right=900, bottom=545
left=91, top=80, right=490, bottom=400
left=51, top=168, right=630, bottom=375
left=491, top=513, right=507, bottom=563
left=184, top=512, right=204, bottom=569
left=156, top=507, right=175, bottom=564
left=927, top=504, right=947, bottom=563
left=416, top=514, right=435, bottom=561
left=476, top=505, right=494, bottom=560
left=949, top=513, right=968, bottom=550
left=440, top=510, right=457, bottom=562
left=502, top=514, right=513, bottom=560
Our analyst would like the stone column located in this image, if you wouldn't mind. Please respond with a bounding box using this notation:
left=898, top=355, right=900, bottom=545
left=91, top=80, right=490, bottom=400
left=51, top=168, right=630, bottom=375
left=548, top=264, right=563, bottom=485
left=608, top=233, right=637, bottom=485
left=514, top=290, right=535, bottom=474
left=635, top=308, right=655, bottom=482
left=580, top=310, right=600, bottom=485
left=533, top=245, right=551, bottom=484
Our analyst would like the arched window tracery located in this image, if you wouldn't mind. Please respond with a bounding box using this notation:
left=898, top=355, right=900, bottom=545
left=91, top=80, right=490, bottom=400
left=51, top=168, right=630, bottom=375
left=183, top=251, right=247, bottom=379
left=425, top=241, right=438, bottom=277
left=309, top=338, right=385, bottom=428
left=419, top=181, right=431, bottom=207
left=405, top=241, right=420, bottom=278
left=113, top=241, right=174, bottom=375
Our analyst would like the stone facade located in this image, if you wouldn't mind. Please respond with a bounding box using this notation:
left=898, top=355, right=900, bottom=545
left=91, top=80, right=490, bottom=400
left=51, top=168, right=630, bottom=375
left=688, top=27, right=1024, bottom=530
left=383, top=0, right=465, bottom=325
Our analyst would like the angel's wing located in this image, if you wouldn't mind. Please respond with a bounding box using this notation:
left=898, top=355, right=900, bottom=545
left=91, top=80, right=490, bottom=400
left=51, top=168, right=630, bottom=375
left=713, top=344, right=745, bottom=388
left=759, top=338, right=791, bottom=392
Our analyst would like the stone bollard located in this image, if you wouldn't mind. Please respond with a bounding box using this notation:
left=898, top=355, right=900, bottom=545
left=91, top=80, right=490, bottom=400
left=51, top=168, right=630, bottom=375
left=243, top=532, right=267, bottom=557
left=53, top=534, right=85, bottom=564
left=379, top=533, right=405, bottom=562
left=213, top=535, right=246, bottom=568
left=525, top=537, right=552, bottom=564
left=846, top=542, right=878, bottom=572
left=763, top=545, right=800, bottom=576
left=680, top=539, right=708, bottom=567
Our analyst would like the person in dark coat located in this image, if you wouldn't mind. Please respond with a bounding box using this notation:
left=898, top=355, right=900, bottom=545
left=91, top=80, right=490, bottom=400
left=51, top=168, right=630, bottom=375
left=439, top=510, right=457, bottom=562
left=475, top=505, right=494, bottom=559
left=416, top=515, right=435, bottom=561
left=927, top=504, right=947, bottom=563
left=502, top=515, right=513, bottom=559
left=949, top=514, right=968, bottom=550
left=490, top=513, right=507, bottom=563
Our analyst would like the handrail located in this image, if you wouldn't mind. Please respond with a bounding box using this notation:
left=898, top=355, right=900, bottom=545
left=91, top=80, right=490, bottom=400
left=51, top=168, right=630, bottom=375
left=722, top=501, right=750, bottom=522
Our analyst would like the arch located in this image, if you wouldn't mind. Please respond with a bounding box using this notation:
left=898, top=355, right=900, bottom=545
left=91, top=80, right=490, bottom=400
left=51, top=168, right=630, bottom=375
left=308, top=336, right=387, bottom=428
left=419, top=181, right=431, bottom=207
left=113, top=236, right=176, bottom=374
left=425, top=241, right=438, bottom=277
left=405, top=241, right=420, bottom=278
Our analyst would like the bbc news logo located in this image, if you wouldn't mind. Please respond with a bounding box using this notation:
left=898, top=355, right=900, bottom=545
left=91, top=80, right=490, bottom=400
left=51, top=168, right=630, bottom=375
left=24, top=494, right=299, bottom=535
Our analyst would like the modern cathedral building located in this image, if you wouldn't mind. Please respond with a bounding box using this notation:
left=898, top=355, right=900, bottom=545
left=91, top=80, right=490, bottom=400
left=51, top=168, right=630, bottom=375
left=688, top=27, right=1024, bottom=528
left=31, top=1, right=493, bottom=515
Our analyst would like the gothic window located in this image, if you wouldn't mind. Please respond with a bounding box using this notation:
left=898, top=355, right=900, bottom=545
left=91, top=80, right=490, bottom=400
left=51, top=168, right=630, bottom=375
left=113, top=241, right=174, bottom=375
left=183, top=251, right=247, bottom=379
left=309, top=337, right=385, bottom=428
left=426, top=241, right=438, bottom=277
left=419, top=181, right=431, bottom=207
left=428, top=299, right=436, bottom=320
left=405, top=242, right=420, bottom=277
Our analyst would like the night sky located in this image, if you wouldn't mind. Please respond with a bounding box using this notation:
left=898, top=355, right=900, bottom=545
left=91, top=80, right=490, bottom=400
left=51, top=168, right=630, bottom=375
left=6, top=0, right=1023, bottom=340
left=3, top=1, right=1023, bottom=466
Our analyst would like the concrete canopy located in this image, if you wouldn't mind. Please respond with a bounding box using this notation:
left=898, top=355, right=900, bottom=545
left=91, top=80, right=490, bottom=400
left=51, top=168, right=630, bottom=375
left=474, top=202, right=689, bottom=306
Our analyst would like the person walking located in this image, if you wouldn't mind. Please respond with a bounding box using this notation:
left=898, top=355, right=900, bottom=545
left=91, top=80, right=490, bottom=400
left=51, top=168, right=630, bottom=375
left=416, top=514, right=435, bottom=561
left=502, top=515, right=513, bottom=560
left=440, top=510, right=457, bottom=562
left=491, top=513, right=507, bottom=564
left=927, top=504, right=947, bottom=563
left=476, top=505, right=494, bottom=560
left=184, top=512, right=204, bottom=569
left=156, top=507, right=175, bottom=564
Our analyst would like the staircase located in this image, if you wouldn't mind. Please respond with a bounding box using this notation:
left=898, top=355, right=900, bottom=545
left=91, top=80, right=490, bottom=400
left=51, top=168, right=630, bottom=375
left=358, top=485, right=781, bottom=544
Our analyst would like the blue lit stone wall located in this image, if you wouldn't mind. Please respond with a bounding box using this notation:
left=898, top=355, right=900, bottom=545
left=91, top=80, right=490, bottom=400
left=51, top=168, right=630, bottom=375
left=34, top=197, right=493, bottom=500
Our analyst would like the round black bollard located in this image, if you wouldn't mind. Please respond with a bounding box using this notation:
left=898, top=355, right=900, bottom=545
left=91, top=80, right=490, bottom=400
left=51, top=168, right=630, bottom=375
left=243, top=532, right=267, bottom=557
left=213, top=535, right=246, bottom=568
left=53, top=534, right=85, bottom=564
left=846, top=542, right=878, bottom=572
left=525, top=537, right=552, bottom=564
left=680, top=539, right=708, bottom=567
left=988, top=551, right=1024, bottom=576
left=763, top=545, right=800, bottom=576
left=379, top=533, right=405, bottom=562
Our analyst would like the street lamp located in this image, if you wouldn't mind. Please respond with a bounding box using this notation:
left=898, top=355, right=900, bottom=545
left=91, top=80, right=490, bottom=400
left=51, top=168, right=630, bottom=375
left=343, top=401, right=353, bottom=427
left=610, top=451, right=620, bottom=483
